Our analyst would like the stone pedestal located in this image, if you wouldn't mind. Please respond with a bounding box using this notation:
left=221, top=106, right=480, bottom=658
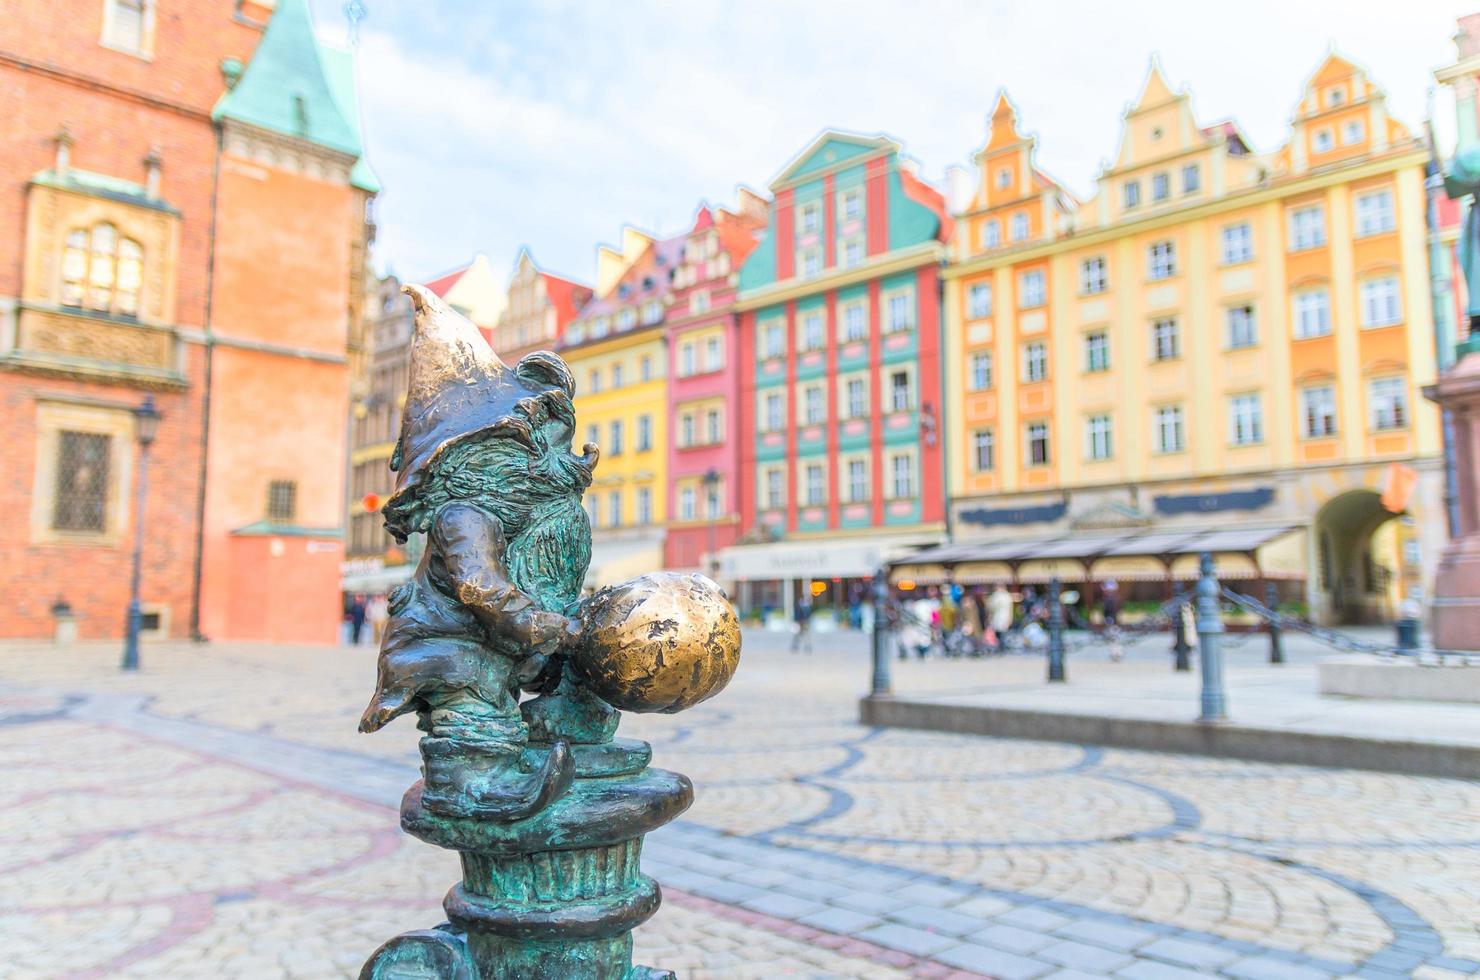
left=362, top=740, right=692, bottom=980
left=1424, top=349, right=1480, bottom=650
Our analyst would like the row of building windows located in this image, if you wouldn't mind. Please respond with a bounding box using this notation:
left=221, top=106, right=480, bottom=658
left=963, top=280, right=1402, bottom=390
left=584, top=487, right=656, bottom=529
left=583, top=416, right=655, bottom=455
left=675, top=334, right=725, bottom=376
left=757, top=452, right=919, bottom=508
left=583, top=354, right=659, bottom=394
left=757, top=290, right=916, bottom=358
left=967, top=379, right=1410, bottom=471
left=757, top=368, right=917, bottom=431
left=794, top=187, right=869, bottom=277
left=676, top=406, right=723, bottom=448
left=963, top=190, right=1397, bottom=317
left=1123, top=163, right=1202, bottom=209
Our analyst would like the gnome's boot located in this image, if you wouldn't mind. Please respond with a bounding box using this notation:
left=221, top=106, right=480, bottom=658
left=420, top=737, right=574, bottom=821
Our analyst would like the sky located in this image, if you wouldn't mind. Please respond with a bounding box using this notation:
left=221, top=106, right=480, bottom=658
left=307, top=0, right=1469, bottom=287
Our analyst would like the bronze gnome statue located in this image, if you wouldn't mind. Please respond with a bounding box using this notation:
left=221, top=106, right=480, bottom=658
left=360, top=285, right=740, bottom=980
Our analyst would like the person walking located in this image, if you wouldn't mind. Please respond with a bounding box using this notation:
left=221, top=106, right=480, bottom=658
left=791, top=596, right=814, bottom=654
left=367, top=593, right=390, bottom=645
left=988, top=583, right=1014, bottom=640
left=348, top=594, right=368, bottom=646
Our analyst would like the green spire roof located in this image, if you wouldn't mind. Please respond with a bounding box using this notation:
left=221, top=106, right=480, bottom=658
left=321, top=45, right=381, bottom=193
left=212, top=0, right=361, bottom=158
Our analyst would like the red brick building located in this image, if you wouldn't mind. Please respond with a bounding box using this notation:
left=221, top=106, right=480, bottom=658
left=0, top=0, right=375, bottom=642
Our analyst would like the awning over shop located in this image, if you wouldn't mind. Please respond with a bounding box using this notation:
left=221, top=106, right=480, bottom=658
left=891, top=524, right=1303, bottom=583
left=340, top=563, right=413, bottom=593
left=585, top=536, right=665, bottom=590
left=718, top=534, right=940, bottom=582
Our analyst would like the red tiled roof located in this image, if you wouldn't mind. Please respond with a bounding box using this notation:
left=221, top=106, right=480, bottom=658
left=421, top=265, right=468, bottom=297
left=540, top=272, right=593, bottom=328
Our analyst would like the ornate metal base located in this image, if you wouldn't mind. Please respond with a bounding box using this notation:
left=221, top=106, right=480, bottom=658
left=363, top=740, right=693, bottom=979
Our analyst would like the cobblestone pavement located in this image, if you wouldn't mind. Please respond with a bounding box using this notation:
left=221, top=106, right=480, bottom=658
left=2, top=633, right=1479, bottom=979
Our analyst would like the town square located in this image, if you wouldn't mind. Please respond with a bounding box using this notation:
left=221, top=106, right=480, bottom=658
left=5, top=1, right=1480, bottom=977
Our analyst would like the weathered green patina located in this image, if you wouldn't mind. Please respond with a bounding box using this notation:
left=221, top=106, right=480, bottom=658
left=359, top=285, right=740, bottom=979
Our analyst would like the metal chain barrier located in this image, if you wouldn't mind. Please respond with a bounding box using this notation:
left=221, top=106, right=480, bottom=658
left=1219, top=586, right=1480, bottom=665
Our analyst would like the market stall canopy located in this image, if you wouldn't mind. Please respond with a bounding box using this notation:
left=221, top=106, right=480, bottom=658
left=890, top=525, right=1303, bottom=583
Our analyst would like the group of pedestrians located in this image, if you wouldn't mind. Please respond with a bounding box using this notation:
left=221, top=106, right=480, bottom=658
left=344, top=593, right=389, bottom=646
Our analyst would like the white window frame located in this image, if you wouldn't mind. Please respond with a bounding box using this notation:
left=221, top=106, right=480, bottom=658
left=841, top=301, right=868, bottom=342
left=1229, top=393, right=1263, bottom=446
left=1025, top=421, right=1051, bottom=466
left=1080, top=257, right=1107, bottom=295
left=1151, top=318, right=1179, bottom=361
left=1300, top=386, right=1338, bottom=438
left=1151, top=172, right=1170, bottom=202
left=967, top=282, right=993, bottom=319
left=1153, top=404, right=1185, bottom=454
left=981, top=220, right=1001, bottom=249
left=799, top=201, right=821, bottom=235
left=887, top=451, right=917, bottom=500
left=968, top=351, right=993, bottom=391
left=801, top=384, right=826, bottom=426
left=1359, top=276, right=1401, bottom=328
left=1355, top=189, right=1395, bottom=237
left=845, top=457, right=870, bottom=502
left=800, top=311, right=825, bottom=351
left=883, top=288, right=915, bottom=333
left=1293, top=289, right=1332, bottom=339
left=1010, top=212, right=1030, bottom=242
left=843, top=375, right=868, bottom=418
left=1085, top=414, right=1114, bottom=461
left=1226, top=305, right=1257, bottom=350
left=1084, top=331, right=1110, bottom=373
left=1019, top=270, right=1046, bottom=308
left=1221, top=223, right=1253, bottom=265
left=803, top=461, right=827, bottom=506
left=840, top=187, right=863, bottom=223
left=761, top=391, right=785, bottom=432
left=1148, top=240, right=1177, bottom=280
left=761, top=320, right=786, bottom=359
left=1369, top=377, right=1409, bottom=431
left=1023, top=341, right=1048, bottom=383
left=972, top=429, right=995, bottom=472
left=1289, top=205, right=1326, bottom=251
left=763, top=467, right=785, bottom=510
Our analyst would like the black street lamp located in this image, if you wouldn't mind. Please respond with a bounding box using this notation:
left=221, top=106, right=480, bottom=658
left=702, top=468, right=721, bottom=579
left=122, top=395, right=161, bottom=671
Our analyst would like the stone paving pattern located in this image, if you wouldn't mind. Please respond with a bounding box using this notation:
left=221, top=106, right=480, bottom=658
left=1, top=633, right=1478, bottom=979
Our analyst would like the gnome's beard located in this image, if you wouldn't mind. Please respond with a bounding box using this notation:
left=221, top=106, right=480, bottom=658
left=506, top=493, right=592, bottom=610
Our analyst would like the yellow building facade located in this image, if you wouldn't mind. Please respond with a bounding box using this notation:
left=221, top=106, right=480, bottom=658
left=942, top=56, right=1441, bottom=624
left=559, top=233, right=680, bottom=588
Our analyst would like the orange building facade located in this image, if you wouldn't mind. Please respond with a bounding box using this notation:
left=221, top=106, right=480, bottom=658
left=942, top=57, right=1440, bottom=624
left=0, top=0, right=375, bottom=642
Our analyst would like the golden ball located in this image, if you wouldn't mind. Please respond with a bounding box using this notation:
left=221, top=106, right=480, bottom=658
left=571, top=572, right=741, bottom=714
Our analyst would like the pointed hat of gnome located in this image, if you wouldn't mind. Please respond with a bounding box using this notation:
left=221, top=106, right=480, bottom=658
left=386, top=283, right=575, bottom=511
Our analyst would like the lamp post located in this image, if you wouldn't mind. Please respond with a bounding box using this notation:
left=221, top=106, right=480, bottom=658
left=121, top=395, right=161, bottom=671
left=702, top=468, right=720, bottom=579
left=869, top=565, right=893, bottom=697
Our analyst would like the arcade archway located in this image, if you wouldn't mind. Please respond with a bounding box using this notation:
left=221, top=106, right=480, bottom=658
left=1311, top=489, right=1402, bottom=625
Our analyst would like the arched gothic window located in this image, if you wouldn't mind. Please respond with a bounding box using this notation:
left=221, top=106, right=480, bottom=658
left=62, top=223, right=142, bottom=317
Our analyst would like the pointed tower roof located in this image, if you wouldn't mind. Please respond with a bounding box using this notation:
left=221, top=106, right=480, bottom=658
left=212, top=0, right=361, bottom=157
left=984, top=90, right=1025, bottom=153
left=691, top=204, right=715, bottom=233
left=1133, top=56, right=1177, bottom=111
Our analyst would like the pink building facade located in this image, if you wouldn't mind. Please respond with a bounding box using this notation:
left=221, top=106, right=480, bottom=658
left=663, top=196, right=767, bottom=573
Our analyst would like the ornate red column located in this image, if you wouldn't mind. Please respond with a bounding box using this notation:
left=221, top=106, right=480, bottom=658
left=1424, top=351, right=1480, bottom=649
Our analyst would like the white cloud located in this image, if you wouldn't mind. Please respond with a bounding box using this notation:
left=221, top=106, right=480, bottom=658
left=316, top=0, right=1467, bottom=281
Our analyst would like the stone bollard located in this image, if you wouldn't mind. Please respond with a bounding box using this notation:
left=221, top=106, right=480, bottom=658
left=1265, top=582, right=1285, bottom=665
left=1172, top=583, right=1192, bottom=672
left=51, top=598, right=77, bottom=646
left=1047, top=577, right=1066, bottom=682
left=869, top=567, right=893, bottom=697
left=1196, top=553, right=1227, bottom=723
